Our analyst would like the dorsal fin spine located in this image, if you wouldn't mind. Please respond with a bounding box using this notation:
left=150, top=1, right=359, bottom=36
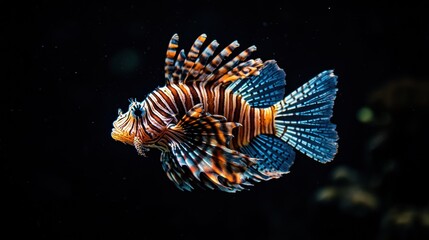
left=205, top=41, right=240, bottom=81
left=190, top=40, right=219, bottom=78
left=172, top=49, right=186, bottom=82
left=212, top=45, right=257, bottom=80
left=182, top=34, right=207, bottom=82
left=165, top=33, right=179, bottom=82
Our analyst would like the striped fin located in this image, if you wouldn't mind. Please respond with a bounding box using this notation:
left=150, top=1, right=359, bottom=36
left=227, top=60, right=286, bottom=107
left=189, top=40, right=219, bottom=78
left=241, top=134, right=295, bottom=179
left=161, top=151, right=209, bottom=191
left=171, top=49, right=186, bottom=83
left=164, top=33, right=261, bottom=85
left=203, top=41, right=240, bottom=81
left=181, top=34, right=207, bottom=82
left=160, top=151, right=194, bottom=191
left=164, top=34, right=179, bottom=83
left=161, top=151, right=227, bottom=191
left=211, top=45, right=257, bottom=80
left=163, top=104, right=263, bottom=192
left=217, top=58, right=264, bottom=84
left=274, top=70, right=339, bottom=163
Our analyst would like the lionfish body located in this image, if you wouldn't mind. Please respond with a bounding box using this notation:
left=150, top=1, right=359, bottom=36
left=112, top=34, right=339, bottom=192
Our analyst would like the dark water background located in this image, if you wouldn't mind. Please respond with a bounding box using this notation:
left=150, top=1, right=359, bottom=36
left=4, top=1, right=429, bottom=239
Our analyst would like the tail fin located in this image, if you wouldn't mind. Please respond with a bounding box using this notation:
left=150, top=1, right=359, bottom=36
left=274, top=70, right=338, bottom=163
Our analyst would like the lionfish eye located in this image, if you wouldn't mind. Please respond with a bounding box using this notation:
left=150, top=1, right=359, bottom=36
left=133, top=108, right=143, bottom=117
left=128, top=98, right=144, bottom=118
left=131, top=104, right=144, bottom=118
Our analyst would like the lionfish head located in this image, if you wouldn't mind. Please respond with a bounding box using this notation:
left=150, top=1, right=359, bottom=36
left=111, top=98, right=148, bottom=146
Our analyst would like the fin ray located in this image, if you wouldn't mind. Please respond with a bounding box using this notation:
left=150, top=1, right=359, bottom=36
left=189, top=40, right=219, bottom=78
left=164, top=34, right=179, bottom=83
left=172, top=49, right=186, bottom=83
left=212, top=45, right=257, bottom=80
left=181, top=34, right=207, bottom=82
left=227, top=60, right=286, bottom=107
left=241, top=134, right=295, bottom=179
left=204, top=40, right=240, bottom=81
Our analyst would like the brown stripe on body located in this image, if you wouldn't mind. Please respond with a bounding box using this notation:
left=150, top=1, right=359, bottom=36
left=188, top=82, right=201, bottom=105
left=166, top=84, right=186, bottom=117
left=141, top=111, right=162, bottom=133
left=204, top=83, right=215, bottom=114
left=231, top=106, right=276, bottom=148
left=198, top=84, right=275, bottom=149
left=150, top=83, right=276, bottom=150
left=143, top=103, right=164, bottom=131
left=157, top=87, right=179, bottom=115
left=177, top=83, right=194, bottom=108
left=248, top=107, right=256, bottom=145
left=212, top=84, right=223, bottom=115
left=151, top=90, right=176, bottom=118
left=145, top=98, right=168, bottom=125
left=217, top=85, right=225, bottom=116
left=147, top=94, right=173, bottom=120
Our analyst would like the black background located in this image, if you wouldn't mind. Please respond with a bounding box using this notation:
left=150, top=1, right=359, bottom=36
left=4, top=1, right=429, bottom=239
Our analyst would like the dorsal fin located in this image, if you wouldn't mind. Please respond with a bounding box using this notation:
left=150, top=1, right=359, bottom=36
left=164, top=34, right=262, bottom=85
left=226, top=60, right=286, bottom=107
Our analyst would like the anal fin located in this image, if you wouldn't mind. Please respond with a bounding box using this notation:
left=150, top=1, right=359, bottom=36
left=241, top=134, right=296, bottom=179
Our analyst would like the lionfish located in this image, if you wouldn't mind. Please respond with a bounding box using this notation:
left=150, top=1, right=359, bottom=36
left=111, top=34, right=338, bottom=192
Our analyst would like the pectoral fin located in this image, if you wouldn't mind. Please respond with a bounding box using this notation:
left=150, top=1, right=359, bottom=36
left=160, top=104, right=264, bottom=192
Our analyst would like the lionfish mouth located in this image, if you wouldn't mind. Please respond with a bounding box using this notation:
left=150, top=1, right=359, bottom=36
left=111, top=107, right=138, bottom=145
left=111, top=128, right=134, bottom=144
